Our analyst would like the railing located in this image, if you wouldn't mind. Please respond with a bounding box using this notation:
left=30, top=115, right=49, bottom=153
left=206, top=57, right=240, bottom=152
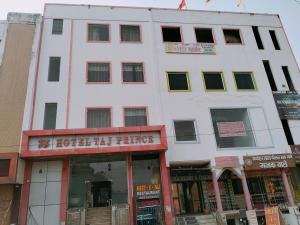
left=251, top=192, right=288, bottom=209
left=136, top=205, right=163, bottom=225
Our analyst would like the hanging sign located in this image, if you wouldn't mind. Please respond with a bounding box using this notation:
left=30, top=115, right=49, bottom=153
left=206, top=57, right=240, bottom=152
left=165, top=43, right=216, bottom=54
left=265, top=207, right=281, bottom=225
left=273, top=91, right=300, bottom=120
left=136, top=184, right=161, bottom=200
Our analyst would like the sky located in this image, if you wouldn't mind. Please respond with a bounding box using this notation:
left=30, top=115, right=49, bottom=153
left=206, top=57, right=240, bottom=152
left=0, top=0, right=299, bottom=65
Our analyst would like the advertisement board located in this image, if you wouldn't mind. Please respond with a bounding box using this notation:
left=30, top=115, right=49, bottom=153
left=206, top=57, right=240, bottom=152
left=273, top=91, right=300, bottom=120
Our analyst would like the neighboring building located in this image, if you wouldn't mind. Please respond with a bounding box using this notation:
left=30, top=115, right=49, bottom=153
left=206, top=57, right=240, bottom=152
left=19, top=4, right=300, bottom=225
left=0, top=13, right=41, bottom=225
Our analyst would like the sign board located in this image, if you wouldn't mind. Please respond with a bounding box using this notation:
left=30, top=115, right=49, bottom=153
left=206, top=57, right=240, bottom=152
left=165, top=43, right=216, bottom=54
left=244, top=154, right=296, bottom=171
left=273, top=91, right=300, bottom=120
left=265, top=207, right=281, bottom=225
left=217, top=121, right=246, bottom=137
left=215, top=156, right=240, bottom=168
left=246, top=210, right=259, bottom=225
left=28, top=132, right=161, bottom=151
left=291, top=145, right=300, bottom=163
left=136, top=184, right=161, bottom=200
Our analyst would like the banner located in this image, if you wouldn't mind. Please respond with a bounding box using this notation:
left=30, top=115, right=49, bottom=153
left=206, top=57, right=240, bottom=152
left=165, top=43, right=216, bottom=54
left=273, top=91, right=300, bottom=120
left=217, top=121, right=246, bottom=137
left=265, top=207, right=280, bottom=225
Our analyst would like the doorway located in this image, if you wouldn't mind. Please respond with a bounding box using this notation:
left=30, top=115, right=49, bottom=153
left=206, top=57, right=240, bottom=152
left=92, top=181, right=112, bottom=207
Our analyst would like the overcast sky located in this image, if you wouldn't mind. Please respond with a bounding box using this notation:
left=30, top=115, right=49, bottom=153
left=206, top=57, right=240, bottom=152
left=1, top=0, right=300, bottom=65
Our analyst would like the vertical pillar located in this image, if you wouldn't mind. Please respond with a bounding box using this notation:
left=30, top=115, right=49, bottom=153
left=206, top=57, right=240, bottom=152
left=19, top=161, right=32, bottom=225
left=160, top=152, right=173, bottom=225
left=60, top=159, right=70, bottom=225
left=241, top=170, right=253, bottom=210
left=211, top=169, right=223, bottom=212
left=127, top=153, right=134, bottom=225
left=281, top=169, right=295, bottom=206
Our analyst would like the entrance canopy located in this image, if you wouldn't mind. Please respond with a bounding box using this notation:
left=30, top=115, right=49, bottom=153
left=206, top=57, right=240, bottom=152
left=21, top=126, right=167, bottom=158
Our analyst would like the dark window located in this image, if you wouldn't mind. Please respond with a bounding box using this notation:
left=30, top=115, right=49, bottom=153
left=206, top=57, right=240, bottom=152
left=48, top=57, right=61, bottom=82
left=263, top=60, right=277, bottom=91
left=223, top=29, right=242, bottom=44
left=203, top=72, right=225, bottom=90
left=282, top=66, right=295, bottom=91
left=234, top=72, right=256, bottom=90
left=120, top=25, right=141, bottom=42
left=0, top=159, right=10, bottom=177
left=232, top=179, right=244, bottom=195
left=174, top=121, right=197, bottom=141
left=87, top=63, right=110, bottom=82
left=43, top=103, right=57, bottom=130
left=281, top=119, right=294, bottom=145
left=269, top=30, right=280, bottom=50
left=195, top=28, right=214, bottom=43
left=122, top=63, right=144, bottom=82
left=124, top=108, right=147, bottom=127
left=252, top=26, right=264, bottom=49
left=88, top=24, right=109, bottom=41
left=87, top=108, right=111, bottom=128
left=52, top=19, right=63, bottom=35
left=167, top=72, right=190, bottom=91
left=162, top=27, right=182, bottom=42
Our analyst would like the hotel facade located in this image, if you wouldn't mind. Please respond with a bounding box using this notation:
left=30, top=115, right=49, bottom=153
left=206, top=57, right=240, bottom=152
left=16, top=4, right=300, bottom=225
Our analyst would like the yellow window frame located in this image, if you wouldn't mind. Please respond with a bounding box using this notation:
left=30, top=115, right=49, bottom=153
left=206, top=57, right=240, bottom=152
left=202, top=71, right=227, bottom=92
left=166, top=71, right=192, bottom=92
left=233, top=71, right=258, bottom=91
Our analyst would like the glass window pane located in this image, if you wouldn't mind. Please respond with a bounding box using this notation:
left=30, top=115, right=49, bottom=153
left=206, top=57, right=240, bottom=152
left=0, top=159, right=10, bottom=177
left=121, top=25, right=141, bottom=42
left=174, top=121, right=196, bottom=141
left=124, top=108, right=147, bottom=127
left=52, top=19, right=63, bottom=34
left=168, top=73, right=189, bottom=91
left=87, top=109, right=111, bottom=128
left=48, top=57, right=61, bottom=82
left=88, top=63, right=110, bottom=82
left=203, top=72, right=224, bottom=90
left=122, top=63, right=144, bottom=82
left=43, top=103, right=57, bottom=130
left=234, top=72, right=255, bottom=90
left=88, top=24, right=109, bottom=41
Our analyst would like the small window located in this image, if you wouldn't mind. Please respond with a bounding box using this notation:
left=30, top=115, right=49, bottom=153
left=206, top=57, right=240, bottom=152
left=223, top=29, right=242, bottom=44
left=233, top=72, right=256, bottom=90
left=88, top=24, right=109, bottom=42
left=167, top=72, right=190, bottom=91
left=122, top=63, right=144, bottom=83
left=195, top=28, right=214, bottom=43
left=162, top=27, right=182, bottom=42
left=87, top=63, right=110, bottom=83
left=120, top=25, right=141, bottom=42
left=0, top=159, right=10, bottom=177
left=252, top=26, right=264, bottom=49
left=174, top=120, right=197, bottom=142
left=202, top=72, right=226, bottom=91
left=282, top=66, right=295, bottom=91
left=210, top=108, right=255, bottom=148
left=269, top=30, right=280, bottom=50
left=124, top=108, right=147, bottom=127
left=43, top=103, right=57, bottom=130
left=48, top=57, right=61, bottom=82
left=87, top=108, right=111, bottom=128
left=52, top=19, right=63, bottom=35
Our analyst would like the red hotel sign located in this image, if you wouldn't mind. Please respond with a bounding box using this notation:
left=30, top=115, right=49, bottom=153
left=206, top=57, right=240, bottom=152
left=21, top=126, right=167, bottom=158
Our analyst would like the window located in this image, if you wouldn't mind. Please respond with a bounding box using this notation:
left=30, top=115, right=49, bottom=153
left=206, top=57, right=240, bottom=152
left=263, top=60, right=277, bottom=91
left=122, top=63, right=144, bottom=83
left=282, top=66, right=295, bottom=91
left=87, top=108, right=111, bottom=128
left=43, top=103, right=57, bottom=130
left=88, top=24, right=109, bottom=42
left=210, top=108, right=255, bottom=148
left=202, top=72, right=226, bottom=91
left=52, top=19, right=63, bottom=35
left=223, top=29, right=242, bottom=44
left=195, top=28, right=214, bottom=43
left=124, top=108, right=147, bottom=127
left=120, top=25, right=141, bottom=42
left=87, top=63, right=110, bottom=83
left=233, top=72, right=257, bottom=90
left=48, top=57, right=61, bottom=82
left=167, top=72, right=190, bottom=91
left=252, top=26, right=264, bottom=49
left=162, top=27, right=182, bottom=42
left=0, top=159, right=10, bottom=177
left=269, top=30, right=280, bottom=50
left=232, top=179, right=244, bottom=195
left=174, top=120, right=197, bottom=142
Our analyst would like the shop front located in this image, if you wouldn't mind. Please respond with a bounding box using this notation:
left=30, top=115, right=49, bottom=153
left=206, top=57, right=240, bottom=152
left=19, top=126, right=173, bottom=225
left=290, top=145, right=300, bottom=205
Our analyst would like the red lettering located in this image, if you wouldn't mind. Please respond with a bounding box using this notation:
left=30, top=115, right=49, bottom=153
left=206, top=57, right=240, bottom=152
left=135, top=136, right=141, bottom=144
left=70, top=139, right=76, bottom=147
left=93, top=137, right=100, bottom=145
left=63, top=139, right=70, bottom=147
left=85, top=138, right=91, bottom=146
left=124, top=136, right=129, bottom=144
left=130, top=136, right=135, bottom=144
left=38, top=139, right=50, bottom=148
left=148, top=136, right=154, bottom=143
left=100, top=138, right=106, bottom=145
left=116, top=136, right=122, bottom=145
left=56, top=139, right=63, bottom=148
left=142, top=136, right=147, bottom=143
left=107, top=137, right=112, bottom=146
left=78, top=138, right=85, bottom=146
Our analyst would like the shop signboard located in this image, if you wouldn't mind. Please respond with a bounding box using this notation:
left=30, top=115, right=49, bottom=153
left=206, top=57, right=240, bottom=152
left=273, top=91, right=300, bottom=120
left=244, top=154, right=296, bottom=171
left=246, top=210, right=258, bottom=225
left=136, top=184, right=161, bottom=200
left=265, top=207, right=281, bottom=225
left=215, top=156, right=240, bottom=168
left=291, top=145, right=300, bottom=163
left=165, top=43, right=216, bottom=54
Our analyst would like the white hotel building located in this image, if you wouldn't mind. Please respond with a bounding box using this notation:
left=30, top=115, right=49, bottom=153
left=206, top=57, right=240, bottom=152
left=19, top=4, right=300, bottom=225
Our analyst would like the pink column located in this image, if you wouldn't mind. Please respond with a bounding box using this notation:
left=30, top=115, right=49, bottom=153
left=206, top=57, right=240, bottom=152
left=281, top=169, right=295, bottom=206
left=211, top=169, right=223, bottom=212
left=127, top=153, right=134, bottom=225
left=241, top=170, right=253, bottom=210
